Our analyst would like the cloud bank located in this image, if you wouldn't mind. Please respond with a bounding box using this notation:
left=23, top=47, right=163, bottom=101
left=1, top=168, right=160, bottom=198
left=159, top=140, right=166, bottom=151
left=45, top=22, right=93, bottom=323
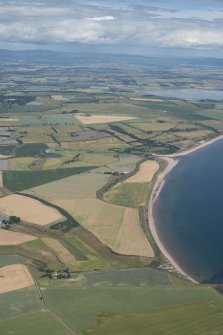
left=0, top=0, right=223, bottom=54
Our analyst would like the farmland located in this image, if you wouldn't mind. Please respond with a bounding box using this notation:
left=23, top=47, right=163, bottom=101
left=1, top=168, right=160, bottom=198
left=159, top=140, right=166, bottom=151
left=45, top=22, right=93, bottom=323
left=0, top=229, right=36, bottom=245
left=0, top=264, right=34, bottom=294
left=0, top=312, right=67, bottom=335
left=1, top=51, right=223, bottom=334
left=26, top=170, right=153, bottom=257
left=0, top=194, right=63, bottom=225
left=43, top=286, right=223, bottom=334
left=85, top=302, right=223, bottom=335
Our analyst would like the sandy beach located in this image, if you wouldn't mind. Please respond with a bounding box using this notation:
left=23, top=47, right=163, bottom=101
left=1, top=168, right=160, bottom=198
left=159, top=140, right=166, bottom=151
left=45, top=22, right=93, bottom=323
left=148, top=134, right=223, bottom=283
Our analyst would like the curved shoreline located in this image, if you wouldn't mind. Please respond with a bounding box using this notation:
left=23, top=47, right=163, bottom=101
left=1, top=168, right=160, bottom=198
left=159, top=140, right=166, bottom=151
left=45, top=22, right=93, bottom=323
left=148, top=134, right=223, bottom=284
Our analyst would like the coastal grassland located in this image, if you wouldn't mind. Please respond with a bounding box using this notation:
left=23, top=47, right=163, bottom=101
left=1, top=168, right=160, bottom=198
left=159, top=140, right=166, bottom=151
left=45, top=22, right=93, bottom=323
left=103, top=159, right=159, bottom=207
left=0, top=312, right=67, bottom=335
left=43, top=286, right=223, bottom=334
left=3, top=166, right=95, bottom=191
left=103, top=183, right=149, bottom=207
left=84, top=302, right=223, bottom=335
left=0, top=287, right=42, bottom=321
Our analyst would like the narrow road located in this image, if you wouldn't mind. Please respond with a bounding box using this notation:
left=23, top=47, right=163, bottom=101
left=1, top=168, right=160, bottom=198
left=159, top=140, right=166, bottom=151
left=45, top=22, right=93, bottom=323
left=33, top=274, right=76, bottom=335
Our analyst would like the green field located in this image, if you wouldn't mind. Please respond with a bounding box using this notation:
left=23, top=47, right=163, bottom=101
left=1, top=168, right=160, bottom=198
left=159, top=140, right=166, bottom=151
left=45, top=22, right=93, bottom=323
left=82, top=267, right=173, bottom=287
left=3, top=166, right=95, bottom=191
left=85, top=302, right=223, bottom=335
left=43, top=286, right=223, bottom=334
left=0, top=287, right=42, bottom=321
left=0, top=312, right=67, bottom=335
left=103, top=182, right=149, bottom=207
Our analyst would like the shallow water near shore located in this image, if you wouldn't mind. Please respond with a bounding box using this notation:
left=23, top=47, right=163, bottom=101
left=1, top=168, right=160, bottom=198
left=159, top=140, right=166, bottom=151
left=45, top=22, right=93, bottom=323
left=154, top=138, right=223, bottom=283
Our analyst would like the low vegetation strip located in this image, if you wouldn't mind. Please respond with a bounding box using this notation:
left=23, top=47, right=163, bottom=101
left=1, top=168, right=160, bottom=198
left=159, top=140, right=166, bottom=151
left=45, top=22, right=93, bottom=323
left=3, top=166, right=95, bottom=191
left=0, top=229, right=36, bottom=245
left=42, top=238, right=77, bottom=268
left=124, top=160, right=159, bottom=183
left=0, top=264, right=34, bottom=294
left=0, top=194, right=63, bottom=226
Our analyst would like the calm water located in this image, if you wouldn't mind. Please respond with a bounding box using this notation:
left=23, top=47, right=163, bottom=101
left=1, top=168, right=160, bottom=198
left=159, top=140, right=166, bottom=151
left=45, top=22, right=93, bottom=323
left=154, top=139, right=223, bottom=283
left=150, top=89, right=223, bottom=100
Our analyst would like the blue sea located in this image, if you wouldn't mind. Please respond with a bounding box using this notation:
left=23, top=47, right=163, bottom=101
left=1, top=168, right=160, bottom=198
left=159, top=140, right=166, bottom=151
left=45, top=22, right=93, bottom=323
left=154, top=138, right=223, bottom=283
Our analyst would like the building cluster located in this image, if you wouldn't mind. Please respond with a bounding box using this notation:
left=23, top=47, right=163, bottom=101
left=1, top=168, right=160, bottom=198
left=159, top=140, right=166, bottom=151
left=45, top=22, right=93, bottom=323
left=48, top=267, right=71, bottom=280
left=0, top=216, right=21, bottom=230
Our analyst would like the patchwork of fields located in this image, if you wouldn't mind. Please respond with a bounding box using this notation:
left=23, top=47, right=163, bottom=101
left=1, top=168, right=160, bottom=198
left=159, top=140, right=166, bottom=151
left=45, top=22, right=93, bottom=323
left=26, top=159, right=154, bottom=257
left=1, top=53, right=223, bottom=334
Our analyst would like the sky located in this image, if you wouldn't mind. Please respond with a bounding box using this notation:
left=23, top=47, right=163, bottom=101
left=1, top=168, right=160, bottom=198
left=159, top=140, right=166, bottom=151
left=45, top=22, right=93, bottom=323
left=0, top=0, right=223, bottom=56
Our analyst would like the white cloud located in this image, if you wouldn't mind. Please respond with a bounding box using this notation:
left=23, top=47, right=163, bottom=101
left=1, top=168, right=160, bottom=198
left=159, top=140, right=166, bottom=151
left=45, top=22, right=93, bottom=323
left=88, top=16, right=117, bottom=21
left=0, top=1, right=223, bottom=51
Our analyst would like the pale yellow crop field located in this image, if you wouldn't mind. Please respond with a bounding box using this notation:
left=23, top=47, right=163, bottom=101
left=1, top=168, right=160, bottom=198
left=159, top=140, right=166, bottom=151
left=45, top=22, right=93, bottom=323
left=0, top=229, right=36, bottom=245
left=125, top=160, right=159, bottom=183
left=0, top=194, right=63, bottom=225
left=26, top=168, right=153, bottom=257
left=27, top=173, right=107, bottom=201
left=114, top=208, right=154, bottom=257
left=75, top=113, right=136, bottom=124
left=0, top=264, right=34, bottom=294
